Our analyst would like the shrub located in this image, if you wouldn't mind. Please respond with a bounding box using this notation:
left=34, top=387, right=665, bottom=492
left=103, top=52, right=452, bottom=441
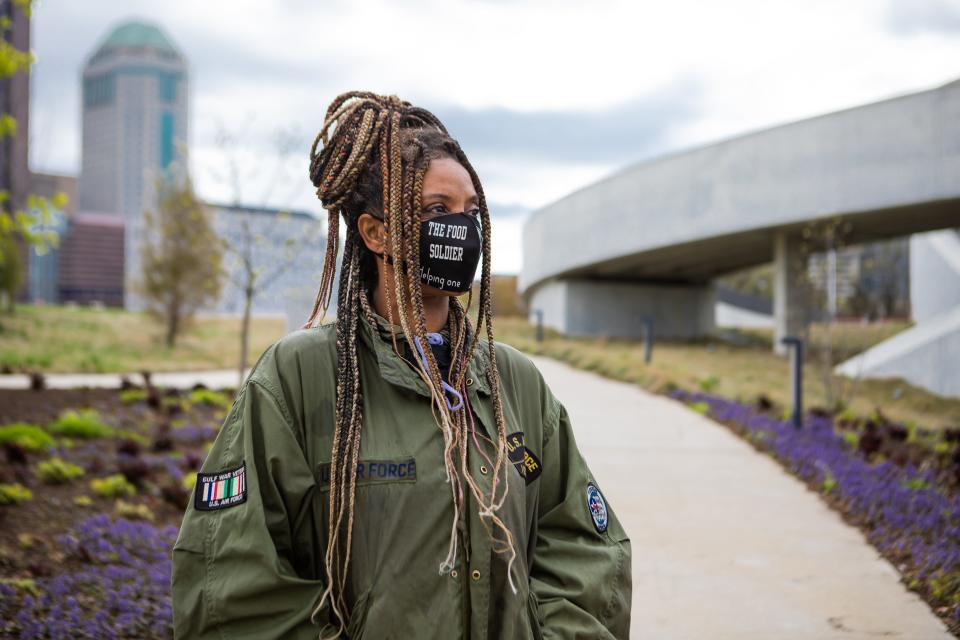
left=73, top=495, right=93, bottom=507
left=189, top=388, right=233, bottom=410
left=3, top=442, right=28, bottom=465
left=841, top=431, right=859, bottom=448
left=28, top=371, right=45, bottom=391
left=162, top=395, right=185, bottom=415
left=821, top=471, right=838, bottom=494
left=113, top=430, right=150, bottom=447
left=698, top=375, right=720, bottom=392
left=690, top=402, right=710, bottom=415
left=0, top=483, right=33, bottom=505
left=119, top=389, right=147, bottom=404
left=902, top=477, right=929, bottom=491
left=90, top=474, right=136, bottom=499
left=117, top=456, right=152, bottom=486
left=0, top=423, right=54, bottom=452
left=114, top=499, right=154, bottom=521
left=35, top=457, right=86, bottom=484
left=0, top=577, right=39, bottom=597
left=116, top=438, right=143, bottom=457
left=48, top=410, right=114, bottom=439
left=17, top=533, right=37, bottom=549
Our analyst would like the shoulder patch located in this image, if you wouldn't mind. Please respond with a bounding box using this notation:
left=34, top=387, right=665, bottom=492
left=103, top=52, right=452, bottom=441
left=194, top=462, right=247, bottom=511
left=586, top=482, right=608, bottom=533
left=506, top=432, right=542, bottom=485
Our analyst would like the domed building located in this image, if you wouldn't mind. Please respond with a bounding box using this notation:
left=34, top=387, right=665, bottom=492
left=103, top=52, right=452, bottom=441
left=78, top=20, right=189, bottom=309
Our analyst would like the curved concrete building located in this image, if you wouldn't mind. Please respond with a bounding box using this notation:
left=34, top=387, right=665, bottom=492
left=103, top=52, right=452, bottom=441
left=521, top=79, right=960, bottom=351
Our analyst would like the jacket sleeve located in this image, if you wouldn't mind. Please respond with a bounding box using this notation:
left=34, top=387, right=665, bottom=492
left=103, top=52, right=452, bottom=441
left=529, top=394, right=633, bottom=640
left=171, top=371, right=331, bottom=639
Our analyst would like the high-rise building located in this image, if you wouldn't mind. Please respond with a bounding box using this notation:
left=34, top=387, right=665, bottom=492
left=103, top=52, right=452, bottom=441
left=78, top=20, right=188, bottom=308
left=0, top=0, right=32, bottom=303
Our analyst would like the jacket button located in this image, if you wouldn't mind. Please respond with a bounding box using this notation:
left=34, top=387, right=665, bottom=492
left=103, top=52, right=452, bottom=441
left=450, top=570, right=458, bottom=579
left=471, top=569, right=481, bottom=581
left=479, top=465, right=488, bottom=475
left=466, top=377, right=474, bottom=386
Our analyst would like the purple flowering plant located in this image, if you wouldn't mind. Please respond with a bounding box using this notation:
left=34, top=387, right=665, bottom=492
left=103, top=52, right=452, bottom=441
left=0, top=515, right=177, bottom=639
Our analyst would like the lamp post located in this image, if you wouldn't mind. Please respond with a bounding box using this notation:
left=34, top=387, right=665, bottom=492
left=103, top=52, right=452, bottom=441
left=780, top=336, right=804, bottom=429
left=642, top=315, right=654, bottom=364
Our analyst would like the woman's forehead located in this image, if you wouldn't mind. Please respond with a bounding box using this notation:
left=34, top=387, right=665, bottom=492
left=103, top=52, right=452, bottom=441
left=423, top=157, right=477, bottom=201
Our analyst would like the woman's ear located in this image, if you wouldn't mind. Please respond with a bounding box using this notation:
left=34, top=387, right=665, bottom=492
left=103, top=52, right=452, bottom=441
left=357, top=213, right=389, bottom=254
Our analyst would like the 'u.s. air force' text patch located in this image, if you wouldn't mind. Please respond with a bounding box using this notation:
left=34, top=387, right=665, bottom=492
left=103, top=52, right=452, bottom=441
left=194, top=462, right=247, bottom=511
left=506, top=432, right=542, bottom=485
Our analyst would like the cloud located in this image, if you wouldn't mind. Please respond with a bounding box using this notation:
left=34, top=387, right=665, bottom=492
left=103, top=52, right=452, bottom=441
left=485, top=201, right=530, bottom=219
left=433, top=77, right=703, bottom=166
left=887, top=0, right=960, bottom=35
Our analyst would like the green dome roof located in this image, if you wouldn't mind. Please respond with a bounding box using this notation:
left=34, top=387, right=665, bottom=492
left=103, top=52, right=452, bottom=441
left=96, top=20, right=181, bottom=56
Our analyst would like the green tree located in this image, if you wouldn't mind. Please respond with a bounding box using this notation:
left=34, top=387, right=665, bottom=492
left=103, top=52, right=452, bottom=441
left=137, top=178, right=223, bottom=347
left=0, top=0, right=66, bottom=311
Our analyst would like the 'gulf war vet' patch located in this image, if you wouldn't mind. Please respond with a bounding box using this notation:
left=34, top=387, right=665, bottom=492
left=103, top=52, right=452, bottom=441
left=194, top=462, right=247, bottom=511
left=506, top=432, right=542, bottom=485
left=586, top=482, right=608, bottom=534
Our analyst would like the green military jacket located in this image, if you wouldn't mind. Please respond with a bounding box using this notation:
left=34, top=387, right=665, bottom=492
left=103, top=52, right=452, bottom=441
left=171, top=309, right=632, bottom=639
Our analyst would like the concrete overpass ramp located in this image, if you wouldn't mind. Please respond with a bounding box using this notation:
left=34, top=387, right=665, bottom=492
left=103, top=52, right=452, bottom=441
left=836, top=230, right=960, bottom=398
left=520, top=78, right=960, bottom=350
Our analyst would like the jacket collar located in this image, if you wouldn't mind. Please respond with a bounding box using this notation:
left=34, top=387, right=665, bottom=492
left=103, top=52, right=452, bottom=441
left=357, top=306, right=492, bottom=398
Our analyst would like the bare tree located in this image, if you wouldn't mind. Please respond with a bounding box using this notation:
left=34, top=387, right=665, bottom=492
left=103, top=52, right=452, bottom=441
left=208, top=121, right=323, bottom=385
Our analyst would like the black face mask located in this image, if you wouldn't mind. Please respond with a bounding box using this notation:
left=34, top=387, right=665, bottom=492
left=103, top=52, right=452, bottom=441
left=378, top=211, right=482, bottom=293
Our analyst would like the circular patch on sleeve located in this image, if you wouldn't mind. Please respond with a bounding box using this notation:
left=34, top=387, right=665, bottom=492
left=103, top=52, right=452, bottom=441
left=586, top=482, right=608, bottom=533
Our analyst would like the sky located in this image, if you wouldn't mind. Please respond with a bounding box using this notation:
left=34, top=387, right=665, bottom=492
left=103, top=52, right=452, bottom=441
left=28, top=0, right=960, bottom=274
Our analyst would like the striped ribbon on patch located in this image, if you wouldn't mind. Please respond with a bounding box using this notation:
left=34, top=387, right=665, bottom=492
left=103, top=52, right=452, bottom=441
left=194, top=461, right=247, bottom=511
left=202, top=470, right=244, bottom=502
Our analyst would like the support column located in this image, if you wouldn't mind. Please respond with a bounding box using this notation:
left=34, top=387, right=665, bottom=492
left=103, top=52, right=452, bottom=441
left=773, top=231, right=805, bottom=355
left=528, top=278, right=716, bottom=340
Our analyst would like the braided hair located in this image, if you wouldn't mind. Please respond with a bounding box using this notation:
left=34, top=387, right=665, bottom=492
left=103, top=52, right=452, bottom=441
left=304, top=92, right=516, bottom=637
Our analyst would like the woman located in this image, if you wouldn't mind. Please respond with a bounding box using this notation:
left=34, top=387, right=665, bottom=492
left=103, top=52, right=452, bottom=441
left=171, top=92, right=632, bottom=639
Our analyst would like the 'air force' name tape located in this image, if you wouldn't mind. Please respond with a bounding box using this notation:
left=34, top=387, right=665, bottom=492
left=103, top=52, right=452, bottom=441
left=317, top=458, right=417, bottom=489
left=194, top=462, right=247, bottom=511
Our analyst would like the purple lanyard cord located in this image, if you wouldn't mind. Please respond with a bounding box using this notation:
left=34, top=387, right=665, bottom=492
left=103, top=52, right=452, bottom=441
left=413, top=335, right=464, bottom=412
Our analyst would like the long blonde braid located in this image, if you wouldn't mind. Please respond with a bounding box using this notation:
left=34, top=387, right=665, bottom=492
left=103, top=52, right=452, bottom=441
left=305, top=92, right=517, bottom=637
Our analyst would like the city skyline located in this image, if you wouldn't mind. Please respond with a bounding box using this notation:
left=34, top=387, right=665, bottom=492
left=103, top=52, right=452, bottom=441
left=28, top=0, right=960, bottom=273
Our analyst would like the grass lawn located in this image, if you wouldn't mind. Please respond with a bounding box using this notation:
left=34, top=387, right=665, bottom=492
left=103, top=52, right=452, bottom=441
left=493, top=316, right=960, bottom=431
left=0, top=304, right=286, bottom=374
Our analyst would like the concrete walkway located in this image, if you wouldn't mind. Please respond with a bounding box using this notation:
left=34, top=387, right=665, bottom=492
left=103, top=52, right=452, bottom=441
left=0, top=369, right=251, bottom=390
left=530, top=355, right=952, bottom=640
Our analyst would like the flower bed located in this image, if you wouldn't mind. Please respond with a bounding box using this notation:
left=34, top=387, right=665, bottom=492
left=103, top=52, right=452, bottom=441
left=673, top=389, right=960, bottom=634
left=0, top=384, right=225, bottom=639
left=0, top=515, right=177, bottom=638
